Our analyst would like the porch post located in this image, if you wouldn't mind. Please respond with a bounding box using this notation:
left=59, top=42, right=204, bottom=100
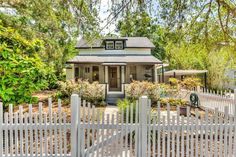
left=121, top=66, right=125, bottom=83
left=105, top=66, right=108, bottom=83
left=154, top=64, right=157, bottom=83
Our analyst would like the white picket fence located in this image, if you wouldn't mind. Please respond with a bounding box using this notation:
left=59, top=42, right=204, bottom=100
left=0, top=99, right=70, bottom=157
left=1, top=94, right=236, bottom=156
left=196, top=88, right=236, bottom=116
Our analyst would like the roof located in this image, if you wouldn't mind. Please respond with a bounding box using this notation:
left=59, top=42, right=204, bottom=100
left=164, top=70, right=208, bottom=76
left=76, top=37, right=155, bottom=49
left=66, top=54, right=162, bottom=64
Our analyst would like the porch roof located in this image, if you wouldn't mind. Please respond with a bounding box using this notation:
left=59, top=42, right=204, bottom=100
left=164, top=70, right=208, bottom=76
left=66, top=55, right=162, bottom=64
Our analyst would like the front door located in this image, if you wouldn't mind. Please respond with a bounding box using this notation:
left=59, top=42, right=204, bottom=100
left=109, top=67, right=117, bottom=89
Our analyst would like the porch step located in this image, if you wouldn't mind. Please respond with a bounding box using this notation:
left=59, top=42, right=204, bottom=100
left=106, top=94, right=125, bottom=105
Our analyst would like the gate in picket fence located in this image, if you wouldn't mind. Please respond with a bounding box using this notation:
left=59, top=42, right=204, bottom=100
left=1, top=94, right=236, bottom=157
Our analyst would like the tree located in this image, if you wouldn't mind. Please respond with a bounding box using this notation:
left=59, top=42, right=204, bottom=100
left=0, top=0, right=100, bottom=77
left=116, top=11, right=166, bottom=60
left=0, top=24, right=56, bottom=105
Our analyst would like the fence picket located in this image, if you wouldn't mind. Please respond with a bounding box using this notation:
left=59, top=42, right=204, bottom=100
left=167, top=104, right=170, bottom=157
left=186, top=107, right=190, bottom=157
left=153, top=115, right=156, bottom=157
left=214, top=109, right=219, bottom=157
left=130, top=103, right=133, bottom=156
left=101, top=112, right=105, bottom=157
left=181, top=116, right=184, bottom=156
left=24, top=113, right=29, bottom=157
left=14, top=112, right=18, bottom=155
left=9, top=105, right=13, bottom=156
left=0, top=102, right=2, bottom=157
left=39, top=103, right=43, bottom=157
left=34, top=113, right=38, bottom=156
left=176, top=107, right=180, bottom=157
left=19, top=106, right=24, bottom=157
left=4, top=112, right=8, bottom=156
left=54, top=113, right=58, bottom=157
left=91, top=105, right=95, bottom=157
left=224, top=107, right=229, bottom=157
left=171, top=116, right=176, bottom=157
left=125, top=104, right=129, bottom=157
left=58, top=99, right=63, bottom=157
left=63, top=113, right=67, bottom=157
left=157, top=102, right=161, bottom=157
left=135, top=100, right=139, bottom=157
left=44, top=113, right=48, bottom=157
left=48, top=98, right=53, bottom=156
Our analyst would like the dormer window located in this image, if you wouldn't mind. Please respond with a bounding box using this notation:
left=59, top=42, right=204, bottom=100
left=106, top=41, right=114, bottom=50
left=115, top=41, right=123, bottom=49
left=105, top=40, right=125, bottom=50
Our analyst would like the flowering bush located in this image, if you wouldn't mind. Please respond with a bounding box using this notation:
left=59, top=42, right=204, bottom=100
left=125, top=81, right=173, bottom=102
left=180, top=77, right=201, bottom=90
left=57, top=79, right=105, bottom=104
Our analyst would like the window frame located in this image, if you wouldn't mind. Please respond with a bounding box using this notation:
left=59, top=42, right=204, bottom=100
left=85, top=67, right=90, bottom=73
left=105, top=41, right=115, bottom=50
left=105, top=40, right=125, bottom=50
left=115, top=41, right=124, bottom=50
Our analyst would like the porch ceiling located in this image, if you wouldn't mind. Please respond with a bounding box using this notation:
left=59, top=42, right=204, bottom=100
left=66, top=55, right=162, bottom=64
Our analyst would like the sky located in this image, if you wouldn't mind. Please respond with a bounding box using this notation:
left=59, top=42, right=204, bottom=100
left=98, top=0, right=119, bottom=35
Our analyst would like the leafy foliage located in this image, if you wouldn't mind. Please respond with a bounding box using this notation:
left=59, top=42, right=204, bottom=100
left=57, top=80, right=105, bottom=105
left=0, top=0, right=100, bottom=77
left=0, top=25, right=56, bottom=105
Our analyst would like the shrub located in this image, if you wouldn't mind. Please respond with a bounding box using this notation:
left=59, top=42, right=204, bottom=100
left=125, top=81, right=178, bottom=102
left=125, top=81, right=160, bottom=101
left=180, top=77, right=201, bottom=90
left=160, top=98, right=188, bottom=107
left=117, top=99, right=136, bottom=122
left=57, top=79, right=105, bottom=104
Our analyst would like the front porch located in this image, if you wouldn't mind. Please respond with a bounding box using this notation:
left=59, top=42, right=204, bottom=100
left=66, top=63, right=161, bottom=103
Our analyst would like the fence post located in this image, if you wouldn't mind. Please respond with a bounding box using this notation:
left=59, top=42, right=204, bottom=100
left=71, top=94, right=80, bottom=157
left=139, top=96, right=148, bottom=157
left=0, top=101, right=2, bottom=156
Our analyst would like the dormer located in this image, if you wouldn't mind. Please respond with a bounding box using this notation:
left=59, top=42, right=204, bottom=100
left=104, top=39, right=127, bottom=50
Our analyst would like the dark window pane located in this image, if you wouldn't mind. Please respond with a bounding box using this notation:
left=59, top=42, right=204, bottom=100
left=92, top=66, right=99, bottom=81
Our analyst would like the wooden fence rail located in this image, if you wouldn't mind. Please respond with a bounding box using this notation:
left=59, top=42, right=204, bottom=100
left=0, top=94, right=236, bottom=156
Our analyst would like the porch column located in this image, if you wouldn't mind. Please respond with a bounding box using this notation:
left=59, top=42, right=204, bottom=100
left=105, top=66, right=108, bottom=83
left=154, top=64, right=158, bottom=83
left=121, top=66, right=125, bottom=83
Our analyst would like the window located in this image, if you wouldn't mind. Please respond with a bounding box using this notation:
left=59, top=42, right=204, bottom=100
left=106, top=41, right=114, bottom=50
left=85, top=67, right=90, bottom=73
left=115, top=41, right=123, bottom=49
left=130, top=66, right=137, bottom=81
left=92, top=66, right=99, bottom=81
left=75, top=67, right=79, bottom=77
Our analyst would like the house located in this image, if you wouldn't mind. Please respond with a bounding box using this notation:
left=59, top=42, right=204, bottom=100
left=66, top=37, right=162, bottom=103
